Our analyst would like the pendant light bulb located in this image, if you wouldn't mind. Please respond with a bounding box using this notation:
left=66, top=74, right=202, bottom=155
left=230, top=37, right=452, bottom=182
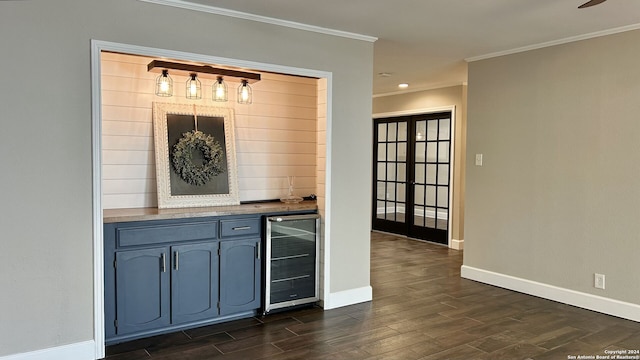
left=213, top=76, right=228, bottom=102
left=237, top=79, right=252, bottom=104
left=186, top=73, right=202, bottom=100
left=155, top=69, right=173, bottom=97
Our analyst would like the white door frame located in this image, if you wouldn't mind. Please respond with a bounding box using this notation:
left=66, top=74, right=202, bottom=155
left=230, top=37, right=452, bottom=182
left=90, top=40, right=333, bottom=358
left=372, top=106, right=456, bottom=248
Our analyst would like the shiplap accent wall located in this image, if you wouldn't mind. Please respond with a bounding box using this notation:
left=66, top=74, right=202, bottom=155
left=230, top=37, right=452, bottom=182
left=101, top=52, right=318, bottom=209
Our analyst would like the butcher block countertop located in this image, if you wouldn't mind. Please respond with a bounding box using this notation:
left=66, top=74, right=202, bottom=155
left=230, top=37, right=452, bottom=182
left=103, top=200, right=318, bottom=223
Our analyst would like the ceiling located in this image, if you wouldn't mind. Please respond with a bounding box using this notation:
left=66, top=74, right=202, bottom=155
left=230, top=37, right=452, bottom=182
left=174, top=0, right=640, bottom=96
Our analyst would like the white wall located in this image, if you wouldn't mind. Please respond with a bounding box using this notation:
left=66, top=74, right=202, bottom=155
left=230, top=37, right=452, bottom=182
left=464, top=29, right=640, bottom=311
left=0, top=0, right=373, bottom=357
left=101, top=52, right=318, bottom=208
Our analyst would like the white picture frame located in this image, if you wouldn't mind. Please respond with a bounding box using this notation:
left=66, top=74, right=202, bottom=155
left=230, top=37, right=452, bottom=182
left=152, top=102, right=240, bottom=208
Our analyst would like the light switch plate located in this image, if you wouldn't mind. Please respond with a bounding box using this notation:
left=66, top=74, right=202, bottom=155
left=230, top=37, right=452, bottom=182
left=475, top=154, right=483, bottom=166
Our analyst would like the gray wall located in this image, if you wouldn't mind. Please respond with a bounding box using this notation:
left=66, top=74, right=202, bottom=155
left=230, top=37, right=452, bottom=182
left=465, top=30, right=640, bottom=304
left=373, top=85, right=467, bottom=241
left=0, top=0, right=373, bottom=356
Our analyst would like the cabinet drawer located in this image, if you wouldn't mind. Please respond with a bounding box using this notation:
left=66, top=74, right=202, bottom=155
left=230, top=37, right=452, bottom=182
left=117, top=222, right=218, bottom=247
left=219, top=218, right=260, bottom=238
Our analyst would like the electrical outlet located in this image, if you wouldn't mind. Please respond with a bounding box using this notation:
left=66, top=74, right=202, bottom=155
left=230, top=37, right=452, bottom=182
left=594, top=273, right=605, bottom=289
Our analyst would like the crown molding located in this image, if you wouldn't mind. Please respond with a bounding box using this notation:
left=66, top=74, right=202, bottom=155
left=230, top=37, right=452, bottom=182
left=138, top=0, right=377, bottom=43
left=466, top=23, right=640, bottom=62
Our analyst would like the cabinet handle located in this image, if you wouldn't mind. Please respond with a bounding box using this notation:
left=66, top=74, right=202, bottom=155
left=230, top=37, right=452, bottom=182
left=232, top=226, right=251, bottom=231
left=160, top=253, right=166, bottom=273
left=174, top=251, right=179, bottom=271
left=257, top=242, right=261, bottom=260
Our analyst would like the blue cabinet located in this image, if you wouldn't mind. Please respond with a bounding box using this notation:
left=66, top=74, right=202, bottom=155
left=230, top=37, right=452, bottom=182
left=171, top=242, right=219, bottom=324
left=220, top=239, right=261, bottom=315
left=115, top=247, right=170, bottom=335
left=104, top=215, right=262, bottom=344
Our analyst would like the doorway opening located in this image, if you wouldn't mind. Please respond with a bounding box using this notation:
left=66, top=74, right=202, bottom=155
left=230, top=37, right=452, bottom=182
left=91, top=40, right=332, bottom=358
left=372, top=111, right=453, bottom=245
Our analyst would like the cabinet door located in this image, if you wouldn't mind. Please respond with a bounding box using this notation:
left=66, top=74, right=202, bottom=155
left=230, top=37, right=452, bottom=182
left=219, top=239, right=261, bottom=315
left=171, top=242, right=219, bottom=324
left=115, top=247, right=170, bottom=335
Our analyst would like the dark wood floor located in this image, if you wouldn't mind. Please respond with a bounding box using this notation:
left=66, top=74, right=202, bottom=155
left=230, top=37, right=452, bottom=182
left=106, top=232, right=640, bottom=360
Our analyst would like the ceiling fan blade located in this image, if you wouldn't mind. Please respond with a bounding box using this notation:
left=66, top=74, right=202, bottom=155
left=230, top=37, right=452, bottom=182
left=578, top=0, right=607, bottom=8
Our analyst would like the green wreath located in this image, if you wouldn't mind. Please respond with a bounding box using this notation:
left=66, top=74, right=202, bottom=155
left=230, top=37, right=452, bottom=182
left=171, top=130, right=225, bottom=186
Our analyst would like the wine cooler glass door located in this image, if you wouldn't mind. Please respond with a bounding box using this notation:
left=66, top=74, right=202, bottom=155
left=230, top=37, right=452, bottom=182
left=265, top=214, right=320, bottom=313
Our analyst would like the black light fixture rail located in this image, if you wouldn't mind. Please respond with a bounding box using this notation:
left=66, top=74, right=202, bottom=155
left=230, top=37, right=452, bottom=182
left=147, top=60, right=261, bottom=83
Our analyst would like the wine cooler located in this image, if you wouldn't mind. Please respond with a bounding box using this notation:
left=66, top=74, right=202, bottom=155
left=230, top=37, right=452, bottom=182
left=264, top=214, right=320, bottom=313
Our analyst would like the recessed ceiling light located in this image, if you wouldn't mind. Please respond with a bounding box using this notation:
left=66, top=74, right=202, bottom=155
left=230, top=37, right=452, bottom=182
left=398, top=83, right=409, bottom=89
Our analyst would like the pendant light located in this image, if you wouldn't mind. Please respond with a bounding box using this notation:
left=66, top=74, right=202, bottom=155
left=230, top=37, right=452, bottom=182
left=237, top=80, right=252, bottom=104
left=212, top=76, right=228, bottom=102
left=186, top=73, right=202, bottom=100
left=155, top=69, right=173, bottom=97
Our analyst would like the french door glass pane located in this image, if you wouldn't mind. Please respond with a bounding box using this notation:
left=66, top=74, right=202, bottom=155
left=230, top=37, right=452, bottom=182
left=416, top=121, right=426, bottom=141
left=397, top=143, right=407, bottom=161
left=438, top=141, right=450, bottom=162
left=377, top=163, right=386, bottom=180
left=397, top=163, right=406, bottom=182
left=386, top=210, right=396, bottom=221
left=378, top=123, right=387, bottom=142
left=397, top=184, right=406, bottom=200
left=377, top=143, right=386, bottom=161
left=437, top=186, right=448, bottom=207
left=426, top=186, right=436, bottom=206
left=425, top=207, right=436, bottom=227
left=426, top=164, right=437, bottom=184
left=387, top=163, right=396, bottom=181
left=397, top=122, right=407, bottom=141
left=415, top=142, right=425, bottom=162
left=415, top=164, right=425, bottom=184
left=387, top=122, right=397, bottom=141
left=436, top=209, right=448, bottom=229
left=387, top=184, right=396, bottom=201
left=387, top=144, right=396, bottom=160
left=437, top=164, right=449, bottom=185
left=376, top=201, right=385, bottom=219
left=376, top=182, right=386, bottom=200
left=427, top=143, right=437, bottom=162
left=414, top=185, right=424, bottom=205
left=414, top=205, right=425, bottom=226
left=439, top=119, right=450, bottom=140
left=427, top=121, right=438, bottom=140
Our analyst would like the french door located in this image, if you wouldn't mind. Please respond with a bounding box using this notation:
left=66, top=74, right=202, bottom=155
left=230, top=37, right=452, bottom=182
left=372, top=112, right=452, bottom=244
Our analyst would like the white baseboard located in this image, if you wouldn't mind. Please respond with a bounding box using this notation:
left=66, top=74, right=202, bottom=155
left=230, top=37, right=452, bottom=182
left=321, top=285, right=373, bottom=310
left=461, top=265, right=640, bottom=322
left=451, top=238, right=464, bottom=250
left=0, top=340, right=96, bottom=360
